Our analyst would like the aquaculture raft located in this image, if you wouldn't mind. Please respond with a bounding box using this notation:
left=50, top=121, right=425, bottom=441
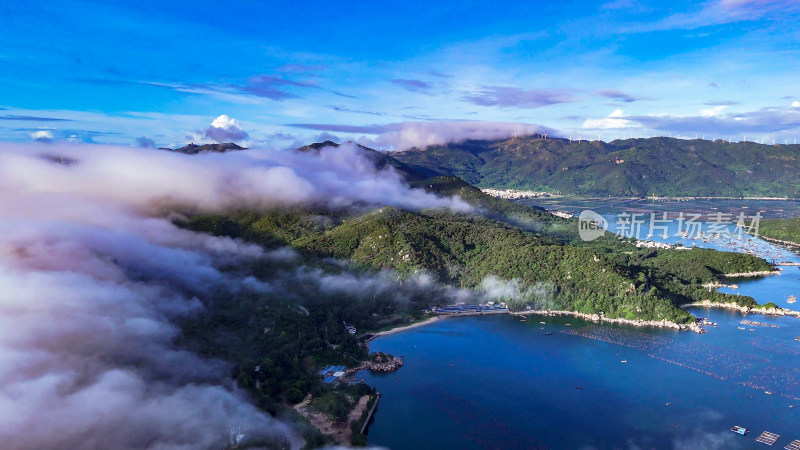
left=756, top=431, right=780, bottom=446
left=741, top=320, right=780, bottom=328
left=784, top=439, right=800, bottom=450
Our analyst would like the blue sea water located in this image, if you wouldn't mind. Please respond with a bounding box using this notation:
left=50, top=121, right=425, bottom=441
left=363, top=310, right=800, bottom=449
left=362, top=200, right=800, bottom=449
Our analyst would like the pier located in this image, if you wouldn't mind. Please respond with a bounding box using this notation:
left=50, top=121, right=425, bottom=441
left=360, top=393, right=381, bottom=435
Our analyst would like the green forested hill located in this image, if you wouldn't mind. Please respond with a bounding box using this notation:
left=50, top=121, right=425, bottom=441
left=758, top=216, right=800, bottom=245
left=185, top=141, right=772, bottom=323
left=391, top=136, right=800, bottom=197
left=174, top=141, right=777, bottom=445
left=189, top=202, right=772, bottom=325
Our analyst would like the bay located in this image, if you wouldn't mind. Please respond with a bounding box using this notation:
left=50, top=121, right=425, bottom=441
left=362, top=199, right=800, bottom=449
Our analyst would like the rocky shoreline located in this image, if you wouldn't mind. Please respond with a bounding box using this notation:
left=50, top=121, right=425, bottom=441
left=645, top=196, right=792, bottom=201
left=755, top=234, right=800, bottom=248
left=347, top=353, right=403, bottom=375
left=513, top=309, right=704, bottom=333
left=720, top=270, right=781, bottom=277
left=683, top=300, right=800, bottom=318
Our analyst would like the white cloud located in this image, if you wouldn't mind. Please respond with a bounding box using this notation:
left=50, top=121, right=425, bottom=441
left=792, top=100, right=800, bottom=108
left=0, top=140, right=477, bottom=448
left=30, top=130, right=55, bottom=142
left=291, top=121, right=557, bottom=150
left=582, top=109, right=639, bottom=129
left=700, top=105, right=729, bottom=117
left=201, top=114, right=249, bottom=142
left=0, top=142, right=470, bottom=213
left=372, top=121, right=555, bottom=150
left=631, top=0, right=800, bottom=32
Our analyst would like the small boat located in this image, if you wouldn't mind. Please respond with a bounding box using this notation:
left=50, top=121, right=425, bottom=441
left=620, top=360, right=628, bottom=363
left=544, top=332, right=553, bottom=336
left=738, top=327, right=746, bottom=330
left=731, top=425, right=749, bottom=436
left=665, top=402, right=671, bottom=406
left=765, top=391, right=773, bottom=395
left=795, top=337, right=800, bottom=341
left=575, top=387, right=584, bottom=390
left=539, top=321, right=546, bottom=324
left=449, top=364, right=455, bottom=367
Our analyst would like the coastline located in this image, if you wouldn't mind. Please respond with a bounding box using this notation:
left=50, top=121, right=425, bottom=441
left=720, top=270, right=781, bottom=277
left=366, top=316, right=440, bottom=342
left=645, top=196, right=794, bottom=201
left=367, top=309, right=705, bottom=338
left=753, top=234, right=800, bottom=248
left=512, top=309, right=704, bottom=333
left=682, top=300, right=800, bottom=318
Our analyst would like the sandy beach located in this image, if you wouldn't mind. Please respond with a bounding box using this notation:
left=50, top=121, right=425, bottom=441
left=367, top=316, right=440, bottom=341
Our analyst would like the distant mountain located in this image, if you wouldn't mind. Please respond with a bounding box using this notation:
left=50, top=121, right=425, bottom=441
left=391, top=136, right=800, bottom=197
left=297, top=140, right=442, bottom=181
left=162, top=142, right=245, bottom=154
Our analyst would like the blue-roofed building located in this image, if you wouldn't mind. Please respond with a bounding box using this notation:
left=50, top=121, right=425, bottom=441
left=319, top=365, right=347, bottom=384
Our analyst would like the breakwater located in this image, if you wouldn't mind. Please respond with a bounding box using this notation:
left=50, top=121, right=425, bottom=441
left=683, top=300, right=800, bottom=318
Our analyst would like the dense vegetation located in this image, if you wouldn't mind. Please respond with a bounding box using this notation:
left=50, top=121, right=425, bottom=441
left=175, top=141, right=776, bottom=447
left=758, top=216, right=800, bottom=245
left=392, top=136, right=800, bottom=197
left=175, top=256, right=431, bottom=447
left=188, top=204, right=770, bottom=325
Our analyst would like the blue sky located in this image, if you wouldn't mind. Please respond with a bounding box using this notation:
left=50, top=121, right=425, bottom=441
left=1, top=0, right=799, bottom=149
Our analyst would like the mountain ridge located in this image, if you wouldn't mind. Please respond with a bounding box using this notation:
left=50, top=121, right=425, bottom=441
left=391, top=136, right=800, bottom=197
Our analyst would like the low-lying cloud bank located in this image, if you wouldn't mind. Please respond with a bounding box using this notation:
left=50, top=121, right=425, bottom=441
left=2, top=141, right=469, bottom=212
left=288, top=120, right=557, bottom=150
left=0, top=141, right=469, bottom=449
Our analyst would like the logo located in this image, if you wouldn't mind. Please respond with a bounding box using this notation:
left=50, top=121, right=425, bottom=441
left=578, top=209, right=607, bottom=241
